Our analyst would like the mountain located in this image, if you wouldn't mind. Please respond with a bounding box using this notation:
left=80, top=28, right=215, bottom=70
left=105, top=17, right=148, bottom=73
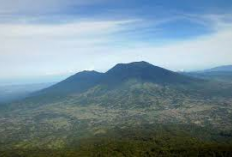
left=36, top=71, right=103, bottom=96
left=0, top=61, right=232, bottom=156
left=182, top=65, right=232, bottom=84
left=103, top=61, right=197, bottom=85
left=206, top=65, right=232, bottom=72
left=35, top=61, right=198, bottom=97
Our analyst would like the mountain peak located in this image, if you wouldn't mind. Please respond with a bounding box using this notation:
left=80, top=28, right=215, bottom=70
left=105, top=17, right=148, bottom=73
left=80, top=70, right=99, bottom=73
left=105, top=61, right=193, bottom=85
left=112, top=61, right=152, bottom=69
left=36, top=70, right=103, bottom=96
left=74, top=70, right=101, bottom=76
left=35, top=61, right=197, bottom=97
left=108, top=61, right=157, bottom=73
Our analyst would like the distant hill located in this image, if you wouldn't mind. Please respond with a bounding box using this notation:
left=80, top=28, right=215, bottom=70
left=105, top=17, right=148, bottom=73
left=182, top=65, right=232, bottom=83
left=206, top=65, right=232, bottom=72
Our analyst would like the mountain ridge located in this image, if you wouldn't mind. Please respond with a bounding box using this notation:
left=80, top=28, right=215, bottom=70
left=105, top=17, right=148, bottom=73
left=35, top=70, right=103, bottom=96
left=182, top=65, right=232, bottom=84
left=206, top=65, right=232, bottom=72
left=0, top=61, right=232, bottom=155
left=34, top=61, right=200, bottom=97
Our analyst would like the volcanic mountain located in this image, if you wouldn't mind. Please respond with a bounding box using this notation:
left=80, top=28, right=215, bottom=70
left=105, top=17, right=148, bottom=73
left=1, top=61, right=232, bottom=156
left=35, top=61, right=198, bottom=97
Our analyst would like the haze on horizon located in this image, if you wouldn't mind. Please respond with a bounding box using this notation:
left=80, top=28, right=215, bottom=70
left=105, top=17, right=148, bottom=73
left=1, top=0, right=232, bottom=85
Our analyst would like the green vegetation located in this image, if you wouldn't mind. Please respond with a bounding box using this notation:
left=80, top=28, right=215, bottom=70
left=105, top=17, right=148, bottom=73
left=0, top=62, right=232, bottom=156
left=1, top=125, right=232, bottom=157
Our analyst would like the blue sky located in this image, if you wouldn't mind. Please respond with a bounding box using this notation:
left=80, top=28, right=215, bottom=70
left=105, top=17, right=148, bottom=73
left=1, top=0, right=232, bottom=85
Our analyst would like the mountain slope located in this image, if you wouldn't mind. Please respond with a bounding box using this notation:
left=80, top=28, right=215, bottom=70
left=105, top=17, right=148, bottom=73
left=35, top=71, right=103, bottom=96
left=36, top=61, right=200, bottom=97
left=0, top=61, right=232, bottom=154
left=21, top=61, right=202, bottom=105
left=103, top=61, right=197, bottom=85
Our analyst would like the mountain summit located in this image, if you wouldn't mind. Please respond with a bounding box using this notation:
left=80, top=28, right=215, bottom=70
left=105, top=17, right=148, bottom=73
left=36, top=70, right=103, bottom=96
left=104, top=61, right=194, bottom=85
left=35, top=61, right=197, bottom=97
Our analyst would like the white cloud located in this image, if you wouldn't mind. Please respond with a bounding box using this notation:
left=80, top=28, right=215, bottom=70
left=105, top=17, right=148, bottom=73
left=0, top=20, right=135, bottom=37
left=121, top=27, right=232, bottom=71
left=0, top=19, right=137, bottom=79
left=182, top=13, right=232, bottom=32
left=0, top=13, right=232, bottom=81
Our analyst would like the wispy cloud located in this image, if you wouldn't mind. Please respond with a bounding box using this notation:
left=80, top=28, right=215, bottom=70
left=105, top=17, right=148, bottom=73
left=0, top=0, right=232, bottom=83
left=1, top=13, right=232, bottom=79
left=0, top=19, right=139, bottom=79
left=0, top=20, right=136, bottom=37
